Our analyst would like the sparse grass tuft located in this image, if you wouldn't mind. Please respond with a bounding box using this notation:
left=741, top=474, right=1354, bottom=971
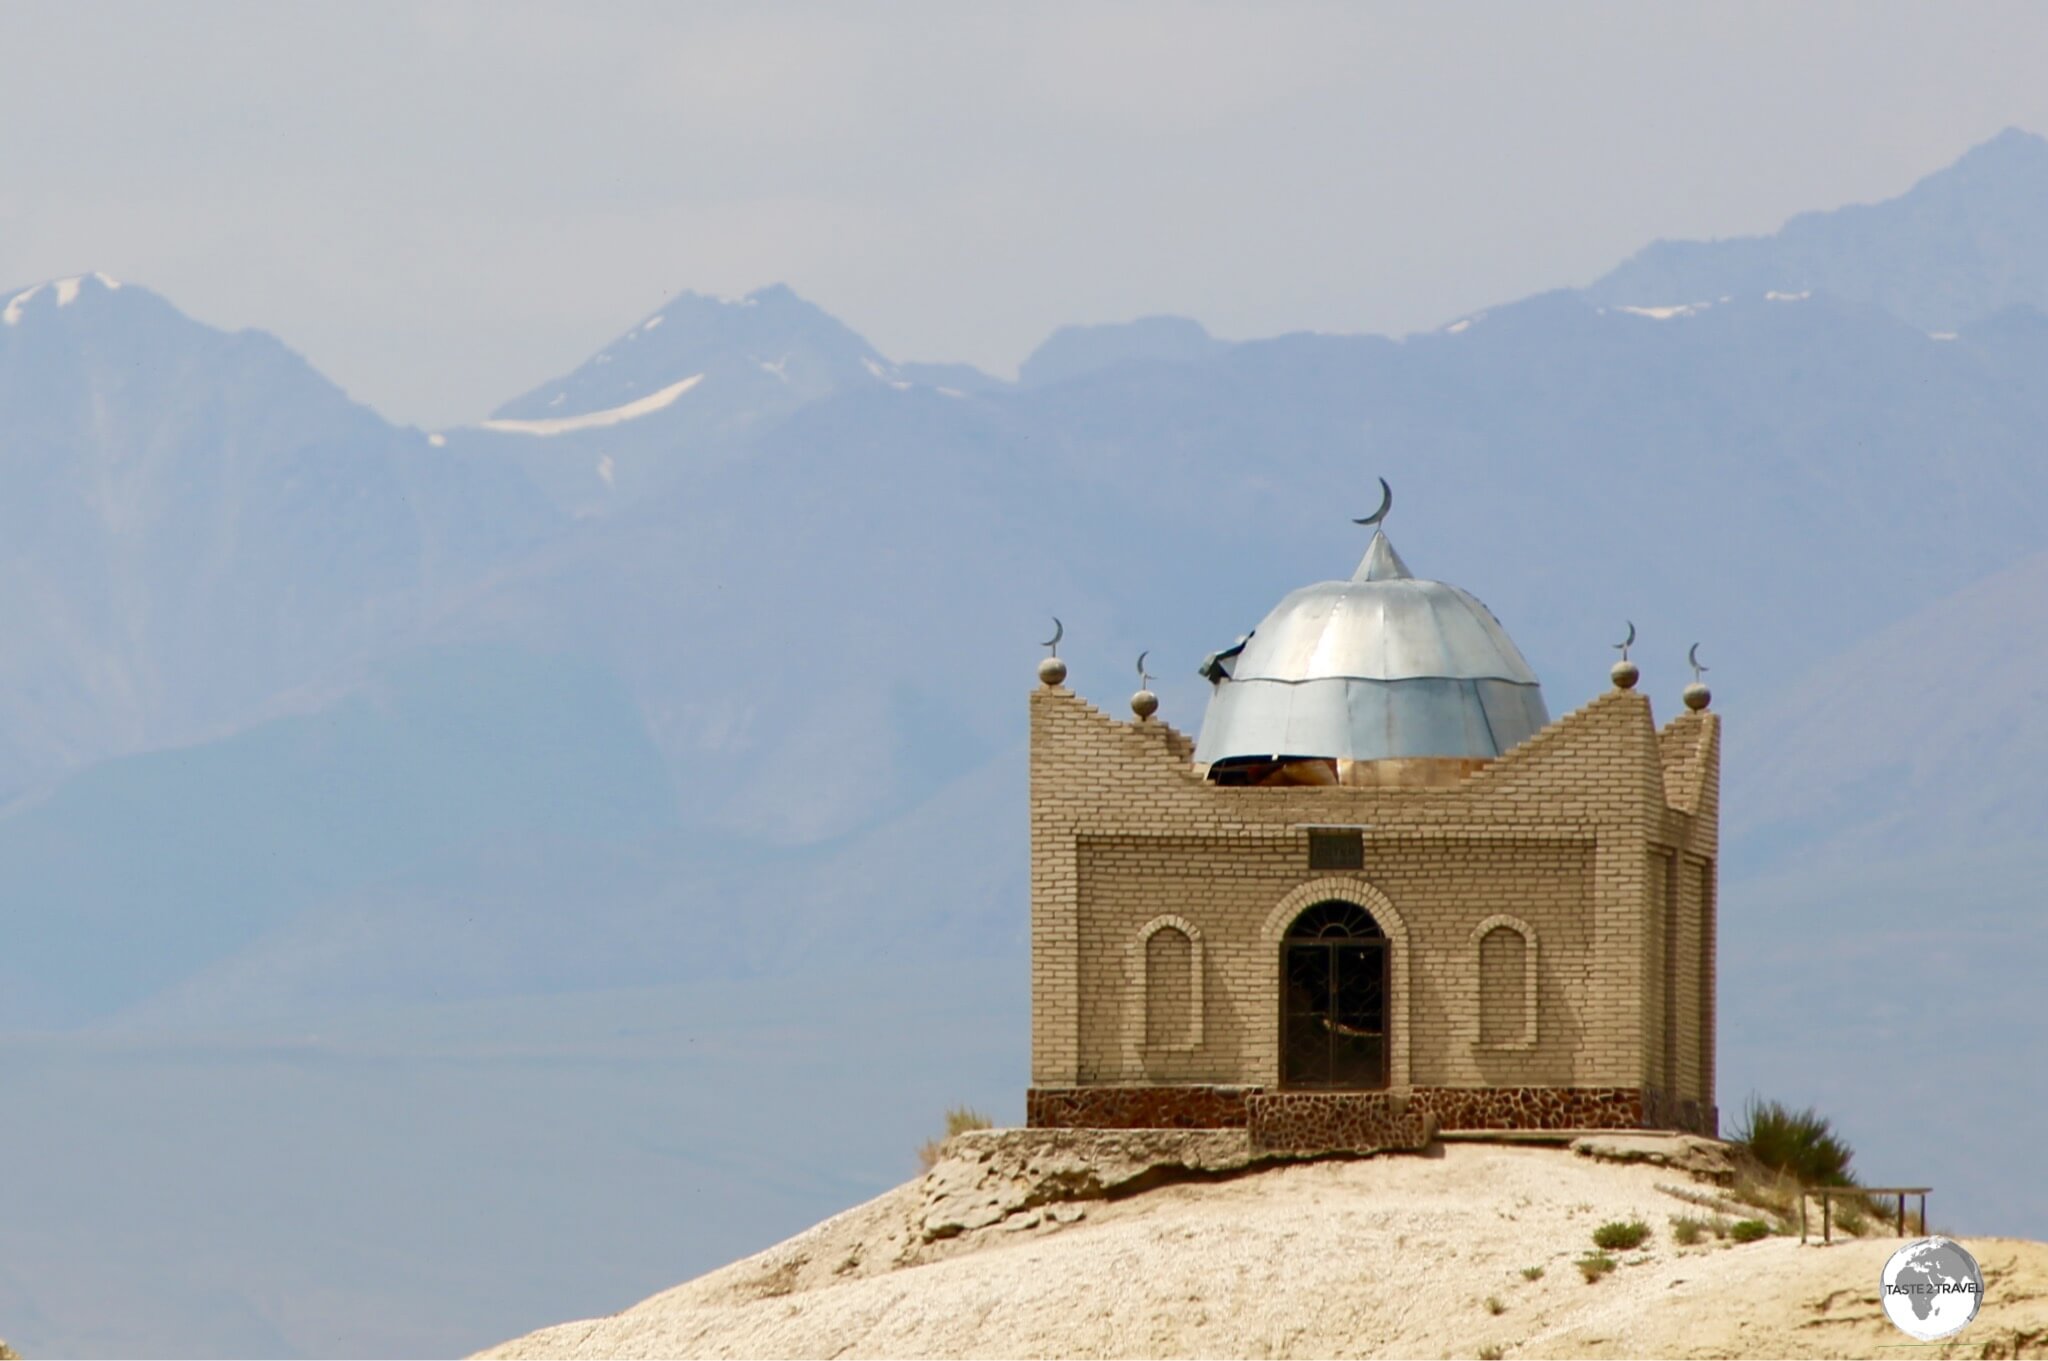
left=1484, top=1295, right=1506, bottom=1316
left=1592, top=1219, right=1649, bottom=1251
left=1576, top=1252, right=1618, bottom=1283
left=1519, top=1265, right=1544, bottom=1281
left=1671, top=1215, right=1708, bottom=1246
left=917, top=1105, right=993, bottom=1171
left=1730, top=1163, right=1802, bottom=1220
left=1477, top=1347, right=1505, bottom=1361
left=1729, top=1219, right=1772, bottom=1243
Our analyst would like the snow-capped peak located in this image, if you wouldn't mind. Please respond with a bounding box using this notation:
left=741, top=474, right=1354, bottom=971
left=4, top=272, right=123, bottom=326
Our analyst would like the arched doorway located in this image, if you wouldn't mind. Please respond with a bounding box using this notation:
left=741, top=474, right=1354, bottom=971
left=1282, top=900, right=1389, bottom=1089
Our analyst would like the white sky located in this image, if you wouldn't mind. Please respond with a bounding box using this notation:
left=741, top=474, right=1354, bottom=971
left=3, top=0, right=2045, bottom=427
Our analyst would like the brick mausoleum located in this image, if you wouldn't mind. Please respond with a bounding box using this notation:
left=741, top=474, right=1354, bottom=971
left=1026, top=500, right=1719, bottom=1152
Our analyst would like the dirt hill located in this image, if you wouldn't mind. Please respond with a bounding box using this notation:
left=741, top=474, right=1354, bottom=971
left=480, top=1137, right=2048, bottom=1359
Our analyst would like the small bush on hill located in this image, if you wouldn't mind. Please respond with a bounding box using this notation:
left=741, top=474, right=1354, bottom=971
left=1671, top=1215, right=1707, bottom=1246
left=1592, top=1219, right=1649, bottom=1250
left=917, top=1105, right=992, bottom=1171
left=1729, top=1219, right=1772, bottom=1243
left=1520, top=1265, right=1544, bottom=1281
left=1576, top=1252, right=1617, bottom=1283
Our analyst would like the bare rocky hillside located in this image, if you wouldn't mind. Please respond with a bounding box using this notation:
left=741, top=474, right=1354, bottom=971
left=480, top=1135, right=2048, bottom=1359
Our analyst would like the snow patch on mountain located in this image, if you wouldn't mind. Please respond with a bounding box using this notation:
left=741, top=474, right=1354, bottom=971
left=862, top=356, right=912, bottom=391
left=4, top=273, right=123, bottom=325
left=2, top=285, right=39, bottom=325
left=1616, top=301, right=1712, bottom=320
left=480, top=373, right=704, bottom=436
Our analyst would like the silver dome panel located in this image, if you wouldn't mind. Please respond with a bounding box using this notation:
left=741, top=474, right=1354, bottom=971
left=1195, top=674, right=1549, bottom=764
left=1227, top=578, right=1541, bottom=686
left=1193, top=530, right=1550, bottom=766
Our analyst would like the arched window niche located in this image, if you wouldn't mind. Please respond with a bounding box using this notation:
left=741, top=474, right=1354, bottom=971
left=1131, top=914, right=1203, bottom=1053
left=1471, top=914, right=1539, bottom=1051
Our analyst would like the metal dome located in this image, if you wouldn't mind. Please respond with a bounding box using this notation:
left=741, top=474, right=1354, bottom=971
left=1194, top=530, right=1549, bottom=768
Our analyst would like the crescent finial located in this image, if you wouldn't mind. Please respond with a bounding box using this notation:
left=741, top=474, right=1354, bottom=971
left=1688, top=643, right=1709, bottom=681
left=1613, top=620, right=1635, bottom=660
left=1351, top=477, right=1393, bottom=528
left=1041, top=617, right=1063, bottom=654
left=1135, top=650, right=1152, bottom=686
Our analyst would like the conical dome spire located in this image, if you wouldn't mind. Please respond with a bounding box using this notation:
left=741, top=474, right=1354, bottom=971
left=1353, top=529, right=1412, bottom=582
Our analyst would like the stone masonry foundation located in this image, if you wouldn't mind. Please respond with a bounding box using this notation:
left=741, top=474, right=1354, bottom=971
left=1030, top=1084, right=1701, bottom=1135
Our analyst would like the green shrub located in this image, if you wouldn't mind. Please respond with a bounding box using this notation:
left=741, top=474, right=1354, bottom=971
left=1484, top=1295, right=1506, bottom=1316
left=1730, top=1097, right=1858, bottom=1188
left=1671, top=1216, right=1707, bottom=1246
left=1519, top=1265, right=1544, bottom=1281
left=917, top=1105, right=993, bottom=1171
left=1729, top=1219, right=1772, bottom=1243
left=1576, top=1252, right=1617, bottom=1283
left=1592, top=1219, right=1649, bottom=1251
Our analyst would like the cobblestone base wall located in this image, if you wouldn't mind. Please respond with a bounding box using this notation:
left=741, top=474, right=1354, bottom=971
left=1246, top=1092, right=1438, bottom=1154
left=1029, top=1084, right=1705, bottom=1133
left=1642, top=1085, right=1719, bottom=1137
left=1027, top=1085, right=1258, bottom=1129
left=1408, top=1085, right=1643, bottom=1129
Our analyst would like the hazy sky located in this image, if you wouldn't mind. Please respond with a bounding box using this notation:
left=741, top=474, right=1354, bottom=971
left=4, top=1, right=2046, bottom=427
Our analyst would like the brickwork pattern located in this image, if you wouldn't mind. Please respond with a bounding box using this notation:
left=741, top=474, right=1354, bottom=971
left=1029, top=680, right=1721, bottom=1131
left=1246, top=1092, right=1438, bottom=1154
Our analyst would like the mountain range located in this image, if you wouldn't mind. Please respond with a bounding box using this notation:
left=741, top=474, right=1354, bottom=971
left=3, top=128, right=2047, bottom=1358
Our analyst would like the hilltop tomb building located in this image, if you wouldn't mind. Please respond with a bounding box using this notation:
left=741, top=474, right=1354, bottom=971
left=1026, top=503, right=1719, bottom=1152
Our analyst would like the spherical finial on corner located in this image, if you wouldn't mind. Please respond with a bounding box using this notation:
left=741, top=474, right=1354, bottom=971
left=1610, top=620, right=1637, bottom=689
left=1037, top=616, right=1067, bottom=686
left=1130, top=649, right=1157, bottom=719
left=1683, top=642, right=1711, bottom=710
